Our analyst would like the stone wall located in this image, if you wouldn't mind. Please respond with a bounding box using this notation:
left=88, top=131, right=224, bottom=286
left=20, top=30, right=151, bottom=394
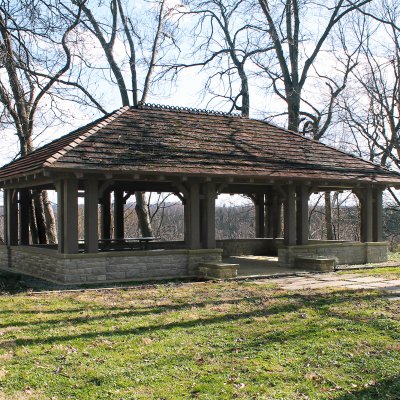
left=278, top=241, right=388, bottom=268
left=0, top=245, right=222, bottom=285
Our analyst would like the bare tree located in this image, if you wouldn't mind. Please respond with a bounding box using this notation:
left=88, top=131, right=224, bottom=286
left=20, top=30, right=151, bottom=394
left=172, top=0, right=272, bottom=116
left=0, top=0, right=86, bottom=243
left=67, top=0, right=180, bottom=236
left=257, top=0, right=372, bottom=132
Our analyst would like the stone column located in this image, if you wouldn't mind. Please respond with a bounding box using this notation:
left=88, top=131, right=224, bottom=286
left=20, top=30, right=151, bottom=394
left=254, top=193, right=265, bottom=238
left=184, top=181, right=201, bottom=249
left=200, top=182, right=216, bottom=249
left=63, top=178, right=79, bottom=254
left=113, top=189, right=124, bottom=239
left=19, top=189, right=30, bottom=245
left=100, top=191, right=111, bottom=240
left=360, top=187, right=373, bottom=243
left=84, top=179, right=99, bottom=253
left=296, top=185, right=309, bottom=245
left=6, top=189, right=18, bottom=246
left=284, top=185, right=296, bottom=246
left=372, top=188, right=383, bottom=242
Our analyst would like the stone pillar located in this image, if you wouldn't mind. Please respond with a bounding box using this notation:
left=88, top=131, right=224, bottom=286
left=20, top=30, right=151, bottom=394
left=113, top=189, right=124, bottom=239
left=184, top=181, right=201, bottom=249
left=19, top=189, right=30, bottom=245
left=5, top=189, right=18, bottom=246
left=100, top=191, right=111, bottom=240
left=360, top=187, right=373, bottom=243
left=284, top=185, right=296, bottom=246
left=372, top=188, right=383, bottom=242
left=200, top=182, right=216, bottom=249
left=296, top=185, right=309, bottom=245
left=63, top=178, right=79, bottom=254
left=254, top=193, right=265, bottom=238
left=84, top=179, right=99, bottom=253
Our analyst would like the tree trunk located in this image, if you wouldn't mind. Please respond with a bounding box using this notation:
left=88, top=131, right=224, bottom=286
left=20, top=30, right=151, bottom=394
left=135, top=192, right=153, bottom=237
left=287, top=91, right=301, bottom=132
left=29, top=194, right=39, bottom=245
left=324, top=191, right=334, bottom=240
left=42, top=191, right=57, bottom=244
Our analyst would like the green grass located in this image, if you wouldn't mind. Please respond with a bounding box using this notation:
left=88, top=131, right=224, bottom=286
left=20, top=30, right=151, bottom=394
left=0, top=279, right=399, bottom=399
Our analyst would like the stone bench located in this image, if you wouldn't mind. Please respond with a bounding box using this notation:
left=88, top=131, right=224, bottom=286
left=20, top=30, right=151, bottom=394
left=294, top=256, right=336, bottom=272
left=198, top=263, right=239, bottom=279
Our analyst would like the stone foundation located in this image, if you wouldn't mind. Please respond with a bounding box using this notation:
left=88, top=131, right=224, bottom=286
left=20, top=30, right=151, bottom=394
left=0, top=245, right=222, bottom=284
left=279, top=241, right=388, bottom=268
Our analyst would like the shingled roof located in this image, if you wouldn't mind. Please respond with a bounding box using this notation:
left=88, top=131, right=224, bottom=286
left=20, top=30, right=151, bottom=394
left=1, top=105, right=400, bottom=185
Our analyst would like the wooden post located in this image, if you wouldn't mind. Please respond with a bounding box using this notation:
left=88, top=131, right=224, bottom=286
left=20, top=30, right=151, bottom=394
left=200, top=182, right=216, bottom=249
left=84, top=179, right=99, bottom=253
left=360, top=187, right=373, bottom=242
left=254, top=193, right=265, bottom=238
left=372, top=188, right=383, bottom=242
left=19, top=189, right=30, bottom=245
left=55, top=181, right=64, bottom=253
left=272, top=191, right=282, bottom=239
left=296, top=185, right=309, bottom=245
left=114, top=189, right=124, bottom=239
left=63, top=178, right=79, bottom=254
left=6, top=189, right=18, bottom=246
left=284, top=185, right=296, bottom=246
left=3, top=189, right=7, bottom=245
left=100, top=191, right=111, bottom=240
left=185, top=181, right=201, bottom=249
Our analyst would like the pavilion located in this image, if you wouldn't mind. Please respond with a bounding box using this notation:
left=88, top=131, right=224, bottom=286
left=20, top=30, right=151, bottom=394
left=1, top=104, right=400, bottom=284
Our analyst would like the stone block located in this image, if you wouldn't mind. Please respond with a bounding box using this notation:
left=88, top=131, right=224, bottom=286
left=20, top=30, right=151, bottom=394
left=294, top=256, right=336, bottom=272
left=198, top=263, right=239, bottom=279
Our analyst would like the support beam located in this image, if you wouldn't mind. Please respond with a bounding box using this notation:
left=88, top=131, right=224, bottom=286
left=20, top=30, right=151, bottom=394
left=200, top=182, right=216, bottom=249
left=19, top=189, right=30, bottom=245
left=3, top=189, right=7, bottom=244
left=63, top=178, right=79, bottom=254
left=184, top=181, right=201, bottom=249
left=113, top=189, right=124, bottom=239
left=271, top=191, right=282, bottom=239
left=84, top=179, right=99, bottom=253
left=55, top=181, right=64, bottom=253
left=284, top=185, right=296, bottom=246
left=296, top=185, right=309, bottom=245
left=360, top=187, right=373, bottom=243
left=100, top=191, right=111, bottom=240
left=372, top=188, right=383, bottom=242
left=6, top=189, right=18, bottom=245
left=254, top=193, right=265, bottom=238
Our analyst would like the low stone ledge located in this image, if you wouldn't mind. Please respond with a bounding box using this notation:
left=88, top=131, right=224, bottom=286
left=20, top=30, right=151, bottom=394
left=294, top=256, right=336, bottom=272
left=198, top=263, right=239, bottom=279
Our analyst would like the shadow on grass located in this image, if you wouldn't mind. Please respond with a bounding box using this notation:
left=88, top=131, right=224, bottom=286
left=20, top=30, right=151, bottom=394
left=6, top=290, right=398, bottom=348
left=334, top=375, right=400, bottom=399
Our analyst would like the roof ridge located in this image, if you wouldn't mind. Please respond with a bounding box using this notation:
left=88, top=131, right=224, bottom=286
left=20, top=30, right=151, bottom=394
left=43, top=106, right=129, bottom=168
left=137, top=102, right=242, bottom=117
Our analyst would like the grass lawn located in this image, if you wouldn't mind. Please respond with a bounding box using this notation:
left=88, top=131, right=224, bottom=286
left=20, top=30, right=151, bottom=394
left=0, top=271, right=400, bottom=399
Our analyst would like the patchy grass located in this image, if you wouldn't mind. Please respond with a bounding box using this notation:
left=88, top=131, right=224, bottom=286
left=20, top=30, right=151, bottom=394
left=0, top=279, right=399, bottom=399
